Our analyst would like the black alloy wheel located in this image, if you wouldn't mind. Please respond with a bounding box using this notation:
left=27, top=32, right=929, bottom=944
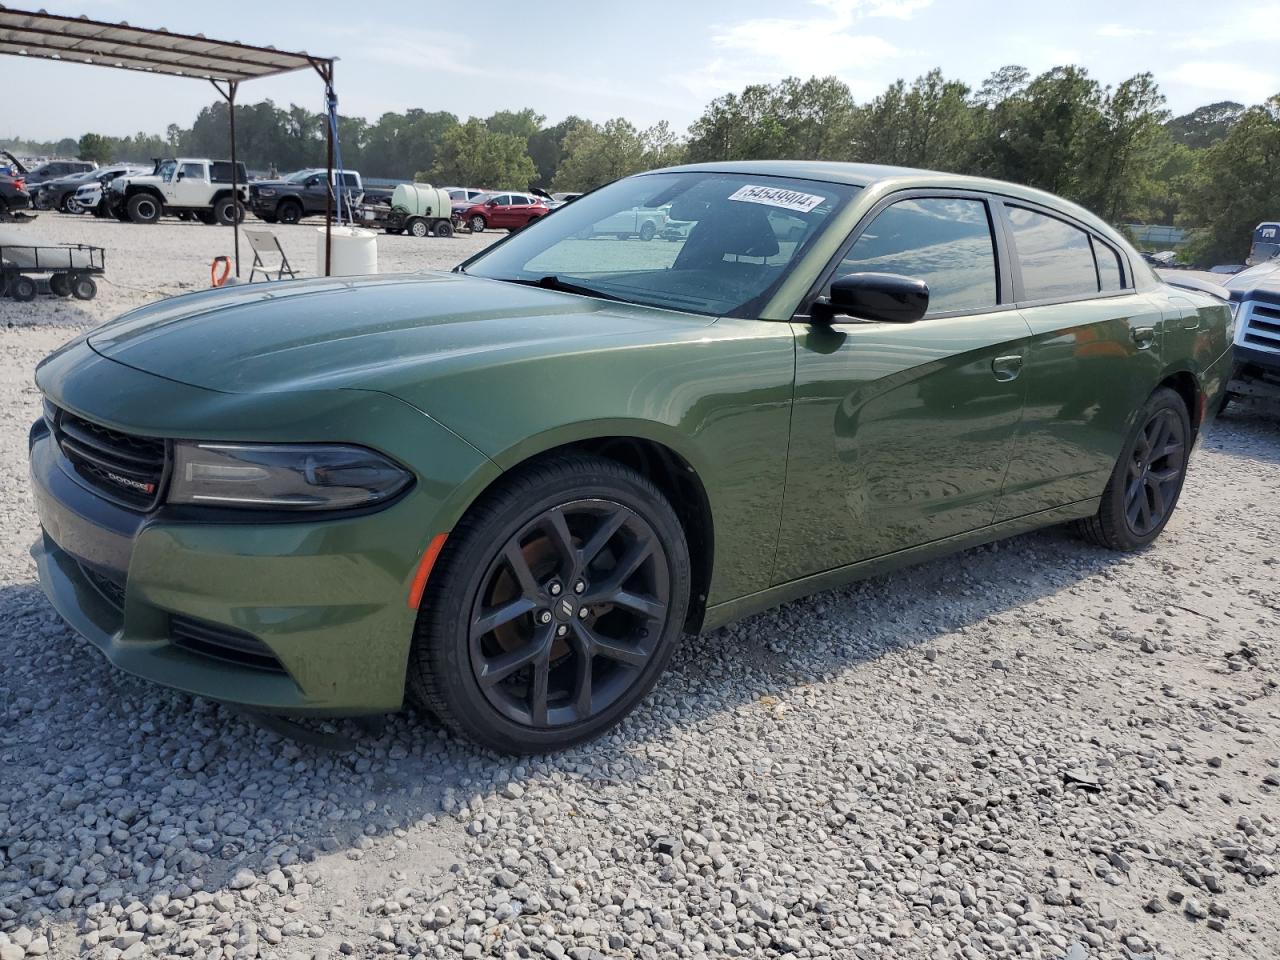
left=409, top=455, right=690, bottom=754
left=1123, top=407, right=1186, bottom=537
left=277, top=200, right=302, bottom=225
left=1075, top=386, right=1190, bottom=551
left=469, top=499, right=670, bottom=728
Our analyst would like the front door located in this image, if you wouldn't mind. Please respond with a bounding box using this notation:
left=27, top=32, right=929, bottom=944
left=167, top=162, right=209, bottom=208
left=774, top=193, right=1030, bottom=583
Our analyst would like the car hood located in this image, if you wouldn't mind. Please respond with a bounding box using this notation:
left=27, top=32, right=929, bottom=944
left=251, top=179, right=295, bottom=190
left=86, top=272, right=713, bottom=395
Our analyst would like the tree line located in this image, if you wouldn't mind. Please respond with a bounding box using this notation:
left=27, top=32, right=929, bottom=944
left=4, top=64, right=1278, bottom=264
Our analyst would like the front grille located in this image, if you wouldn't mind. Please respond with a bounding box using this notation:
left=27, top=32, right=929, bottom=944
left=169, top=615, right=286, bottom=673
left=51, top=407, right=168, bottom=509
left=1241, top=301, right=1280, bottom=354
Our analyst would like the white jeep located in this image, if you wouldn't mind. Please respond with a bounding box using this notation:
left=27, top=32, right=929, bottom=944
left=107, top=158, right=248, bottom=225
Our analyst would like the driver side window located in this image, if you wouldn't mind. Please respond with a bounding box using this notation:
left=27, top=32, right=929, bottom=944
left=837, top=197, right=998, bottom=316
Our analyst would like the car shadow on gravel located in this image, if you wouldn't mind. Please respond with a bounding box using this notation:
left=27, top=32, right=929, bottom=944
left=1, top=406, right=1270, bottom=927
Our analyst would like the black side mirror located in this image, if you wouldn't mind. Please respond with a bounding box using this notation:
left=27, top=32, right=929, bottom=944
left=814, top=272, right=929, bottom=324
left=175, top=172, right=185, bottom=181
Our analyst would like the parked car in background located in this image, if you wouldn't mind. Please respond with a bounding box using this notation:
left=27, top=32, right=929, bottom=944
left=32, top=169, right=104, bottom=214
left=0, top=172, right=30, bottom=218
left=459, top=192, right=550, bottom=232
left=1247, top=221, right=1279, bottom=266
left=443, top=187, right=488, bottom=204
left=581, top=204, right=668, bottom=240
left=249, top=168, right=363, bottom=224
left=23, top=158, right=96, bottom=186
left=1210, top=258, right=1280, bottom=409
left=107, top=158, right=248, bottom=225
left=74, top=165, right=150, bottom=217
left=28, top=161, right=1233, bottom=754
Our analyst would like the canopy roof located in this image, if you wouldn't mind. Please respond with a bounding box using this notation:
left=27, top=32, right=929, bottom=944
left=0, top=5, right=329, bottom=82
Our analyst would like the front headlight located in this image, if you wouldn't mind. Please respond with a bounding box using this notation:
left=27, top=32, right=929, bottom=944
left=168, top=442, right=412, bottom=510
left=258, top=188, right=276, bottom=197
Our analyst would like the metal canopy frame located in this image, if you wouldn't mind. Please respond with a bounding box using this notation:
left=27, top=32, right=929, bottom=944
left=0, top=5, right=337, bottom=276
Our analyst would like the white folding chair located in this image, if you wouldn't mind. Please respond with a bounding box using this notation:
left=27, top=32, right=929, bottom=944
left=242, top=229, right=297, bottom=282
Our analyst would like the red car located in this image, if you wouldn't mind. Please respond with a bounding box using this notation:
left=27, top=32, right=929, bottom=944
left=460, top=192, right=549, bottom=233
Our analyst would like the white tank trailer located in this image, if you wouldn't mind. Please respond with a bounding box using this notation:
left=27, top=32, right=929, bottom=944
left=355, top=183, right=455, bottom=239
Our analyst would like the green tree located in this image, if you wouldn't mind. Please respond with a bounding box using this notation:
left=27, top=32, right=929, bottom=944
left=528, top=115, right=587, bottom=187
left=1166, top=101, right=1245, bottom=149
left=1179, top=95, right=1280, bottom=264
left=552, top=119, right=686, bottom=191
left=485, top=108, right=544, bottom=142
left=426, top=118, right=537, bottom=188
left=77, top=132, right=112, bottom=164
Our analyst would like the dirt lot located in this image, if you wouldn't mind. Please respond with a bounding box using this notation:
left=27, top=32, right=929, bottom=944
left=0, top=211, right=1277, bottom=960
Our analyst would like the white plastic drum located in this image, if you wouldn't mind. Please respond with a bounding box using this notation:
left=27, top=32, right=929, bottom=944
left=317, top=225, right=377, bottom=276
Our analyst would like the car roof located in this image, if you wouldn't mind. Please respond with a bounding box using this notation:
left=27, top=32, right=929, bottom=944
left=655, top=160, right=1117, bottom=236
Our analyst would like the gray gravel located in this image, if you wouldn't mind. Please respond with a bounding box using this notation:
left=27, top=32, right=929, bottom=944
left=1, top=224, right=1278, bottom=959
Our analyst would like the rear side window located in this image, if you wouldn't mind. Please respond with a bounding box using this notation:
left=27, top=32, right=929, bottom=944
left=1006, top=206, right=1098, bottom=301
left=511, top=196, right=531, bottom=206
left=1093, top=238, right=1125, bottom=292
left=836, top=197, right=999, bottom=316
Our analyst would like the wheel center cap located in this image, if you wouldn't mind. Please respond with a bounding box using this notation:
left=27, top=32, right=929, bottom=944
left=553, top=596, right=578, bottom=623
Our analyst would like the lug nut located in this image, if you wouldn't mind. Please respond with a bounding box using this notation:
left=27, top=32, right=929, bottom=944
left=578, top=607, right=589, bottom=619
left=556, top=624, right=568, bottom=637
left=573, top=580, right=586, bottom=594
left=538, top=611, right=552, bottom=624
left=548, top=581, right=562, bottom=596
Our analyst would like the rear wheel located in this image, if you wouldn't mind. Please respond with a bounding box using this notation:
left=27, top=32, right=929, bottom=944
left=126, top=193, right=161, bottom=224
left=48, top=273, right=71, bottom=297
left=1074, top=386, right=1190, bottom=551
left=408, top=455, right=690, bottom=754
left=276, top=200, right=302, bottom=225
left=433, top=219, right=454, bottom=239
left=70, top=275, right=97, bottom=300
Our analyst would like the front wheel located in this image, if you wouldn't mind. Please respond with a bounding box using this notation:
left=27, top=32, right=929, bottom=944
left=408, top=455, right=690, bottom=754
left=126, top=193, right=161, bottom=224
left=1074, top=386, right=1190, bottom=551
left=276, top=200, right=302, bottom=225
left=639, top=221, right=657, bottom=241
left=408, top=217, right=430, bottom=238
left=61, top=195, right=83, bottom=215
left=469, top=214, right=486, bottom=233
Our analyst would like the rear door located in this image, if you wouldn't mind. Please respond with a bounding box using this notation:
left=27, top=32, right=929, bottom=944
left=994, top=201, right=1165, bottom=519
left=774, top=191, right=1031, bottom=582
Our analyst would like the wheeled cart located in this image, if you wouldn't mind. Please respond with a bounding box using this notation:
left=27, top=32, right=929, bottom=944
left=0, top=243, right=105, bottom=301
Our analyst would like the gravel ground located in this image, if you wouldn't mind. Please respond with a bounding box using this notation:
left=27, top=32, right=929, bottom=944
left=0, top=213, right=1278, bottom=960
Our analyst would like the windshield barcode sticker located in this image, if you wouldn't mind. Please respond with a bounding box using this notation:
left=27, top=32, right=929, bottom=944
left=727, top=184, right=826, bottom=213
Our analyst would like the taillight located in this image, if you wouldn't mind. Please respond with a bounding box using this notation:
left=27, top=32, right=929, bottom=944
left=14, top=178, right=25, bottom=191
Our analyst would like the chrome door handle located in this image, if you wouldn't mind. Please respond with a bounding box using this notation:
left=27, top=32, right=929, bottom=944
left=1132, top=326, right=1156, bottom=349
left=992, top=355, right=1023, bottom=382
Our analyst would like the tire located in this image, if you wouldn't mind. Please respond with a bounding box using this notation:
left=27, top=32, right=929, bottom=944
left=408, top=217, right=430, bottom=238
left=408, top=454, right=691, bottom=754
left=60, top=194, right=82, bottom=215
left=469, top=214, right=486, bottom=233
left=48, top=273, right=71, bottom=297
left=639, top=220, right=657, bottom=241
left=384, top=227, right=402, bottom=235
left=433, top=220, right=453, bottom=239
left=276, top=200, right=302, bottom=225
left=194, top=210, right=215, bottom=225
left=70, top=275, right=97, bottom=300
left=1074, top=386, right=1191, bottom=551
left=9, top=275, right=37, bottom=302
left=92, top=204, right=107, bottom=218
left=126, top=193, right=161, bottom=224
left=213, top=197, right=244, bottom=226
left=256, top=213, right=279, bottom=225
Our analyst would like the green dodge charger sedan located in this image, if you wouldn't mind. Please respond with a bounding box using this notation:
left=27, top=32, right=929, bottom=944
left=29, top=161, right=1234, bottom=753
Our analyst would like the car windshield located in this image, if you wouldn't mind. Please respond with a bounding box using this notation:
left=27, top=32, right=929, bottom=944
left=284, top=169, right=316, bottom=183
left=462, top=171, right=859, bottom=317
left=156, top=160, right=177, bottom=182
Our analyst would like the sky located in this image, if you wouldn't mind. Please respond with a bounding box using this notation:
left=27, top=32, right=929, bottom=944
left=2, top=0, right=1279, bottom=142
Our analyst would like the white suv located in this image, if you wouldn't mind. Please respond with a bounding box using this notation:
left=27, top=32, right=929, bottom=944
left=107, top=158, right=249, bottom=225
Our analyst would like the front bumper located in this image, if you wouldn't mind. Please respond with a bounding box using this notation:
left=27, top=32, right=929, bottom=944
left=29, top=353, right=498, bottom=715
